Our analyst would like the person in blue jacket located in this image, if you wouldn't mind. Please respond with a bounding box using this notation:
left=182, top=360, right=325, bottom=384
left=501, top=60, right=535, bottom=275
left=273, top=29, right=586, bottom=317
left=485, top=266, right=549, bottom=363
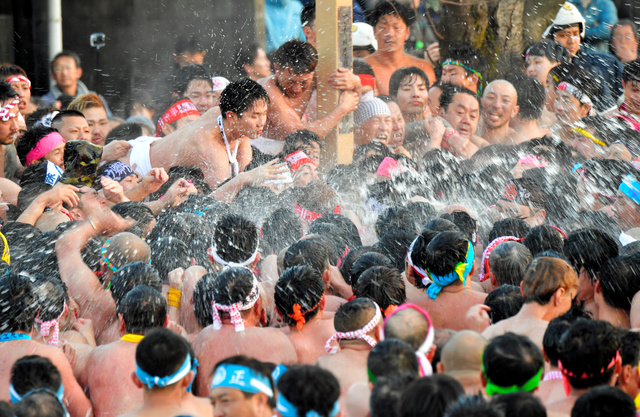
left=569, top=0, right=618, bottom=52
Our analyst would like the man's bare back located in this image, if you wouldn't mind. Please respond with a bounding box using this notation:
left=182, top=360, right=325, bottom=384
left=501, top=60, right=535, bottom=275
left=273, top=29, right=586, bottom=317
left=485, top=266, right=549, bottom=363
left=192, top=325, right=297, bottom=396
left=408, top=287, right=487, bottom=331
left=80, top=341, right=142, bottom=417
left=364, top=54, right=436, bottom=96
left=315, top=345, right=370, bottom=402
left=287, top=317, right=336, bottom=364
left=481, top=312, right=549, bottom=350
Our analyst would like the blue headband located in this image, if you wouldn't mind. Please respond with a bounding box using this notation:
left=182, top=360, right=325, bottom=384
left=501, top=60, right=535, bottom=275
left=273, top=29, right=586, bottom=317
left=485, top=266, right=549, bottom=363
left=102, top=161, right=136, bottom=182
left=136, top=353, right=192, bottom=389
left=10, top=383, right=64, bottom=404
left=211, top=363, right=274, bottom=398
left=277, top=392, right=340, bottom=417
left=187, top=357, right=199, bottom=393
left=619, top=174, right=640, bottom=206
left=426, top=241, right=475, bottom=300
left=271, top=364, right=288, bottom=385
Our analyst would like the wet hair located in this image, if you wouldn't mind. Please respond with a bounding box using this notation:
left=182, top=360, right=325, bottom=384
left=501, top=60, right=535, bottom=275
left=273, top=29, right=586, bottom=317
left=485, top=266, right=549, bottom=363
left=483, top=332, right=544, bottom=390
left=219, top=78, right=270, bottom=119
left=50, top=50, right=81, bottom=71
left=314, top=214, right=362, bottom=251
left=389, top=67, right=430, bottom=99
left=354, top=59, right=375, bottom=76
left=31, top=275, right=67, bottom=322
left=564, top=228, right=619, bottom=281
left=307, top=222, right=350, bottom=264
left=443, top=394, right=503, bottom=417
left=67, top=93, right=105, bottom=112
left=277, top=365, right=339, bottom=416
left=116, top=285, right=167, bottom=334
left=522, top=226, right=564, bottom=257
left=558, top=320, right=620, bottom=390
left=136, top=328, right=190, bottom=386
left=406, top=229, right=439, bottom=289
left=0, top=81, right=18, bottom=104
left=214, top=355, right=276, bottom=407
left=111, top=202, right=155, bottom=234
left=10, top=355, right=62, bottom=398
left=367, top=0, right=413, bottom=28
left=301, top=1, right=315, bottom=27
left=440, top=211, right=477, bottom=244
left=0, top=274, right=39, bottom=333
left=334, top=297, right=378, bottom=333
left=421, top=231, right=470, bottom=279
left=350, top=252, right=393, bottom=289
left=282, top=130, right=322, bottom=157
left=370, top=375, right=414, bottom=417
left=376, top=206, right=416, bottom=238
left=399, top=375, right=465, bottom=417
left=211, top=267, right=255, bottom=310
left=485, top=285, right=524, bottom=324
left=17, top=183, right=53, bottom=213
left=284, top=235, right=335, bottom=275
left=375, top=228, right=416, bottom=271
left=260, top=208, right=303, bottom=255
left=13, top=391, right=65, bottom=417
left=212, top=214, right=258, bottom=265
left=488, top=218, right=531, bottom=242
left=339, top=246, right=376, bottom=282
left=175, top=34, right=205, bottom=55
left=423, top=218, right=460, bottom=234
left=510, top=75, right=545, bottom=120
left=192, top=272, right=217, bottom=327
left=439, top=84, right=479, bottom=112
left=234, top=44, right=264, bottom=75
left=525, top=40, right=570, bottom=64
left=598, top=253, right=640, bottom=311
left=272, top=40, right=318, bottom=74
left=577, top=115, right=630, bottom=148
left=443, top=43, right=487, bottom=78
left=171, top=64, right=212, bottom=97
left=149, top=237, right=191, bottom=285
left=623, top=59, right=640, bottom=82
left=355, top=266, right=406, bottom=313
left=296, top=182, right=340, bottom=215
left=16, top=126, right=58, bottom=166
left=489, top=242, right=531, bottom=286
left=490, top=392, right=546, bottom=417
left=542, top=305, right=592, bottom=367
left=0, top=63, right=27, bottom=77
left=548, top=63, right=602, bottom=105
left=275, top=265, right=325, bottom=328
left=368, top=339, right=420, bottom=380
left=105, top=122, right=143, bottom=145
left=571, top=385, right=635, bottom=417
left=521, top=256, right=577, bottom=305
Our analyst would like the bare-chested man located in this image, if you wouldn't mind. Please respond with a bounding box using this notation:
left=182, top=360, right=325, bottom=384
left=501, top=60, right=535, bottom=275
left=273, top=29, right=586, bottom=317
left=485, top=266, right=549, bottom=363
left=438, top=85, right=488, bottom=150
left=257, top=40, right=358, bottom=152
left=80, top=285, right=168, bottom=417
left=316, top=298, right=383, bottom=400
left=0, top=274, right=93, bottom=417
left=363, top=1, right=435, bottom=95
left=192, top=267, right=297, bottom=396
left=274, top=265, right=335, bottom=364
left=405, top=231, right=487, bottom=330
left=482, top=257, right=578, bottom=351
left=477, top=80, right=522, bottom=145
left=436, top=330, right=487, bottom=394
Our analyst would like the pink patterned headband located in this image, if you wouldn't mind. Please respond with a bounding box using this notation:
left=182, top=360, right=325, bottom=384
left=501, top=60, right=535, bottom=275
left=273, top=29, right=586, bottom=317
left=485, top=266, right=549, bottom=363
left=478, top=236, right=522, bottom=282
left=0, top=96, right=19, bottom=122
left=25, top=131, right=66, bottom=166
left=325, top=301, right=381, bottom=353
left=35, top=301, right=67, bottom=346
left=6, top=75, right=31, bottom=89
left=211, top=275, right=260, bottom=332
left=517, top=154, right=549, bottom=168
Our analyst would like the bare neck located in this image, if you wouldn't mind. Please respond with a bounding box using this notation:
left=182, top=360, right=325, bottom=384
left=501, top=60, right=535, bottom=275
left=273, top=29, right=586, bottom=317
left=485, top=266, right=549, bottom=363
left=597, top=302, right=631, bottom=328
left=59, top=83, right=78, bottom=97
left=517, top=302, right=556, bottom=322
left=374, top=49, right=406, bottom=66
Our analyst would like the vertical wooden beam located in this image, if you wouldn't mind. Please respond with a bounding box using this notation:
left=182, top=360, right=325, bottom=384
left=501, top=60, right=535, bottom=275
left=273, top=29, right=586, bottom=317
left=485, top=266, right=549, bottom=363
left=254, top=0, right=267, bottom=51
left=316, top=0, right=353, bottom=168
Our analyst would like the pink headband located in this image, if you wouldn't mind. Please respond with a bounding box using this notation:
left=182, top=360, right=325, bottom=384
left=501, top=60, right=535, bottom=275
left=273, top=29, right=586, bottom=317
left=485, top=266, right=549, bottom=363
left=0, top=96, right=19, bottom=122
left=284, top=150, right=315, bottom=172
left=25, top=131, right=66, bottom=166
left=406, top=235, right=431, bottom=286
left=558, top=350, right=619, bottom=397
left=478, top=236, right=522, bottom=282
left=155, top=99, right=199, bottom=136
left=211, top=276, right=260, bottom=332
left=325, top=302, right=381, bottom=353
left=294, top=204, right=341, bottom=223
left=35, top=301, right=66, bottom=346
left=517, top=154, right=549, bottom=168
left=6, top=75, right=31, bottom=89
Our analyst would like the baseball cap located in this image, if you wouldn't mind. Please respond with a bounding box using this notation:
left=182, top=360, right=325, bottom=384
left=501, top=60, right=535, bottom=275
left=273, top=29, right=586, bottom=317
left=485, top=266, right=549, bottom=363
left=353, top=22, right=378, bottom=51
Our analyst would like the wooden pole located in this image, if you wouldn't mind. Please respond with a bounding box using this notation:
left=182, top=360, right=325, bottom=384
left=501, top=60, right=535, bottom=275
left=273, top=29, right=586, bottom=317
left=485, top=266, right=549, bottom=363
left=254, top=0, right=267, bottom=51
left=316, top=0, right=354, bottom=168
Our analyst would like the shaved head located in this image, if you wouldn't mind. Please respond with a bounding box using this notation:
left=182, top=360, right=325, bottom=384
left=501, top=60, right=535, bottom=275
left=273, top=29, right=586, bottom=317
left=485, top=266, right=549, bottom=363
left=103, top=232, right=151, bottom=271
left=441, top=330, right=487, bottom=372
left=383, top=307, right=430, bottom=351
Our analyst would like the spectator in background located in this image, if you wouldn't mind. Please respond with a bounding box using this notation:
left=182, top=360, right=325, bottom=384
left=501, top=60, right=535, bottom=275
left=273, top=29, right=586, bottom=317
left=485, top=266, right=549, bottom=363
left=234, top=44, right=273, bottom=82
left=569, top=0, right=618, bottom=52
left=609, top=20, right=639, bottom=63
left=173, top=34, right=207, bottom=68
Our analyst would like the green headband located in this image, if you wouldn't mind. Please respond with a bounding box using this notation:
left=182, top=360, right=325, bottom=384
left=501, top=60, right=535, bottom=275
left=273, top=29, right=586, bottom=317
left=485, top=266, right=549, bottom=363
left=367, top=368, right=377, bottom=384
left=483, top=366, right=543, bottom=396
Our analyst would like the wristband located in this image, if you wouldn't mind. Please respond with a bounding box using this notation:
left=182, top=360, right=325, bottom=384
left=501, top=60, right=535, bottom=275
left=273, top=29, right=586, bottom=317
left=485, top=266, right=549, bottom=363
left=168, top=288, right=182, bottom=308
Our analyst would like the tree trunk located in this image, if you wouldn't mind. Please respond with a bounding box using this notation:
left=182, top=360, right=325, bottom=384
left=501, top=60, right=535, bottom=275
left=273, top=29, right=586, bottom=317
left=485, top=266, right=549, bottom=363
left=439, top=0, right=563, bottom=79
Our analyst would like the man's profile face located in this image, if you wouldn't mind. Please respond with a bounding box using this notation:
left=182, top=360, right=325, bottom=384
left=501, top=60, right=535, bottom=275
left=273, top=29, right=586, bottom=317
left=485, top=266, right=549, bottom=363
left=614, top=191, right=640, bottom=231
left=51, top=56, right=82, bottom=89
left=210, top=387, right=261, bottom=417
left=275, top=67, right=314, bottom=99
left=481, top=81, right=519, bottom=130
left=395, top=74, right=428, bottom=117
left=185, top=79, right=215, bottom=114
left=623, top=79, right=640, bottom=116
left=553, top=25, right=581, bottom=57
left=0, top=100, right=20, bottom=145
left=236, top=100, right=268, bottom=139
left=56, top=116, right=90, bottom=142
left=441, top=92, right=479, bottom=139
left=82, top=107, right=109, bottom=146
left=374, top=14, right=409, bottom=53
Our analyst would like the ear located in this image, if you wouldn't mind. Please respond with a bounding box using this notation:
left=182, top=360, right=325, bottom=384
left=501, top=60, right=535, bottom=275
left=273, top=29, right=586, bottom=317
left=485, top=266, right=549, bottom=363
left=163, top=314, right=169, bottom=328
left=161, top=124, right=175, bottom=136
left=532, top=208, right=546, bottom=226
left=467, top=74, right=480, bottom=91
left=322, top=269, right=331, bottom=287
left=405, top=265, right=416, bottom=286
left=489, top=271, right=498, bottom=289
left=580, top=103, right=591, bottom=118
left=594, top=279, right=602, bottom=294
left=480, top=371, right=487, bottom=388
left=302, top=26, right=313, bottom=39
left=76, top=67, right=83, bottom=80
left=553, top=286, right=566, bottom=306
left=132, top=372, right=144, bottom=389
left=68, top=207, right=84, bottom=221
left=436, top=362, right=444, bottom=374
left=118, top=313, right=126, bottom=334
left=182, top=370, right=195, bottom=388
left=319, top=294, right=326, bottom=312
left=226, top=111, right=239, bottom=125
left=511, top=105, right=520, bottom=119
left=243, top=63, right=252, bottom=74
left=620, top=364, right=633, bottom=386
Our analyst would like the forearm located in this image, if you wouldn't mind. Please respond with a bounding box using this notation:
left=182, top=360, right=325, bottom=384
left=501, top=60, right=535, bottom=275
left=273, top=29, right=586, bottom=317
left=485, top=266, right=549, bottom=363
left=16, top=196, right=48, bottom=225
left=124, top=183, right=153, bottom=201
left=210, top=172, right=252, bottom=202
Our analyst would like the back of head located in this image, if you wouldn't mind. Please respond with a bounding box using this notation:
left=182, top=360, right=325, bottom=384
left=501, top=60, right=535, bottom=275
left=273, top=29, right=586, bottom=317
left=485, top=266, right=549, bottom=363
left=370, top=375, right=414, bottom=417
left=441, top=330, right=487, bottom=373
left=483, top=333, right=544, bottom=395
left=150, top=237, right=191, bottom=284
left=284, top=236, right=334, bottom=275
left=102, top=232, right=151, bottom=273
left=490, top=392, right=546, bottom=417
left=376, top=206, right=417, bottom=238
left=350, top=252, right=392, bottom=289
left=383, top=306, right=430, bottom=351
left=355, top=266, right=406, bottom=314
left=277, top=365, right=339, bottom=417
left=488, top=242, right=532, bottom=286
left=211, top=267, right=256, bottom=307
left=375, top=228, right=416, bottom=271
left=399, top=375, right=465, bottom=417
left=110, top=262, right=162, bottom=307
left=368, top=339, right=419, bottom=381
left=0, top=81, right=18, bottom=103
left=525, top=40, right=570, bottom=64
left=275, top=265, right=325, bottom=329
left=296, top=182, right=340, bottom=215
left=598, top=253, right=640, bottom=311
left=334, top=297, right=377, bottom=333
left=564, top=228, right=619, bottom=281
left=509, top=75, right=544, bottom=121
left=261, top=208, right=303, bottom=255
left=557, top=320, right=619, bottom=390
left=570, top=386, right=635, bottom=417
left=10, top=356, right=62, bottom=399
left=135, top=328, right=190, bottom=388
left=13, top=391, right=65, bottom=417
left=31, top=275, right=67, bottom=322
left=443, top=394, right=503, bottom=417
left=440, top=211, right=477, bottom=245
left=193, top=272, right=218, bottom=328
left=67, top=93, right=104, bottom=112
left=16, top=126, right=59, bottom=166
left=548, top=63, right=602, bottom=104
left=0, top=274, right=38, bottom=333
left=116, top=285, right=167, bottom=334
left=211, top=214, right=259, bottom=266
left=422, top=231, right=470, bottom=276
left=522, top=225, right=563, bottom=257
left=484, top=285, right=524, bottom=324
left=542, top=305, right=592, bottom=367
left=521, top=256, right=577, bottom=305
left=488, top=218, right=531, bottom=242
left=272, top=40, right=318, bottom=74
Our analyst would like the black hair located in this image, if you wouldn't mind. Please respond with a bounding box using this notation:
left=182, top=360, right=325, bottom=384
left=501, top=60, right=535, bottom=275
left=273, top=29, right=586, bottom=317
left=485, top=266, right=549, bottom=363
left=370, top=375, right=414, bottom=417
left=548, top=62, right=602, bottom=105
left=50, top=109, right=85, bottom=130
left=339, top=246, right=376, bottom=283
left=440, top=211, right=478, bottom=244
left=483, top=332, right=544, bottom=389
left=423, top=218, right=460, bottom=234
left=443, top=394, right=503, bottom=417
left=16, top=126, right=58, bottom=166
left=301, top=1, right=315, bottom=27
left=406, top=229, right=439, bottom=289
left=619, top=328, right=640, bottom=368
left=389, top=67, right=430, bottom=99
left=214, top=355, right=277, bottom=407
left=376, top=206, right=417, bottom=238
left=17, top=183, right=53, bottom=213
left=0, top=274, right=39, bottom=333
left=577, top=115, right=631, bottom=148
left=272, top=40, right=318, bottom=74
left=375, top=228, right=416, bottom=271
left=564, top=228, right=619, bottom=281
left=219, top=78, right=270, bottom=119
left=350, top=252, right=393, bottom=289
left=282, top=129, right=322, bottom=157
left=105, top=123, right=143, bottom=145
left=623, top=58, right=640, bottom=82
left=284, top=236, right=335, bottom=275
left=274, top=265, right=325, bottom=328
left=525, top=40, right=571, bottom=64
left=368, top=339, right=420, bottom=380
left=542, top=305, right=592, bottom=367
left=211, top=267, right=256, bottom=309
left=598, top=253, right=640, bottom=311
left=443, top=43, right=487, bottom=77
left=192, top=272, right=218, bottom=328
left=0, top=63, right=27, bottom=77
left=149, top=237, right=192, bottom=285
left=111, top=202, right=156, bottom=235
left=439, top=83, right=479, bottom=112
left=312, top=214, right=362, bottom=251
left=400, top=375, right=465, bottom=417
left=571, top=385, right=635, bottom=417
left=31, top=275, right=68, bottom=322
left=116, top=285, right=167, bottom=334
left=334, top=297, right=377, bottom=333
left=277, top=365, right=340, bottom=417
left=522, top=225, right=563, bottom=257
left=50, top=50, right=81, bottom=71
left=307, top=222, right=350, bottom=265
left=212, top=214, right=259, bottom=265
left=509, top=75, right=545, bottom=121
left=110, top=261, right=161, bottom=306
left=13, top=391, right=65, bottom=417
left=136, top=328, right=190, bottom=385
left=355, top=266, right=406, bottom=314
left=421, top=231, right=470, bottom=279
left=485, top=285, right=524, bottom=324
left=557, top=320, right=620, bottom=390
left=260, top=208, right=303, bottom=255
left=170, top=64, right=212, bottom=97
left=175, top=34, right=205, bottom=55
left=367, top=0, right=413, bottom=28
left=353, top=59, right=375, bottom=76
left=490, top=392, right=546, bottom=417
left=10, top=355, right=62, bottom=398
left=488, top=218, right=531, bottom=243
left=234, top=44, right=263, bottom=75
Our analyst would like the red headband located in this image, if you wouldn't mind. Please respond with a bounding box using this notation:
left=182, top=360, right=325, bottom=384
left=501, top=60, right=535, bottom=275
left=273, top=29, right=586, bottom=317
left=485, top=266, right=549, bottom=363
left=358, top=74, right=375, bottom=88
left=284, top=150, right=315, bottom=172
left=156, top=99, right=199, bottom=136
left=6, top=76, right=31, bottom=89
left=478, top=236, right=523, bottom=282
left=294, top=204, right=341, bottom=222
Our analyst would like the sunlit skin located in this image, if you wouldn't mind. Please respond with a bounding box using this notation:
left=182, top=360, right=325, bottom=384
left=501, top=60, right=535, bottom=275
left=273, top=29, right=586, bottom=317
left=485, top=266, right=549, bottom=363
left=611, top=24, right=638, bottom=63
left=185, top=79, right=215, bottom=114
left=0, top=100, right=19, bottom=145
left=51, top=56, right=83, bottom=96
left=6, top=77, right=37, bottom=117
left=441, top=64, right=478, bottom=92
left=210, top=387, right=269, bottom=417
left=427, top=85, right=442, bottom=116
left=613, top=190, right=640, bottom=231
left=525, top=55, right=559, bottom=87
left=83, top=106, right=110, bottom=146
left=395, top=74, right=429, bottom=122
left=439, top=92, right=480, bottom=139
left=553, top=25, right=581, bottom=57
left=274, top=67, right=314, bottom=100
left=355, top=114, right=392, bottom=146
left=554, top=90, right=590, bottom=126
left=480, top=81, right=519, bottom=142
left=387, top=101, right=406, bottom=149
left=42, top=142, right=66, bottom=169
left=55, top=116, right=91, bottom=142
left=622, top=79, right=640, bottom=117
